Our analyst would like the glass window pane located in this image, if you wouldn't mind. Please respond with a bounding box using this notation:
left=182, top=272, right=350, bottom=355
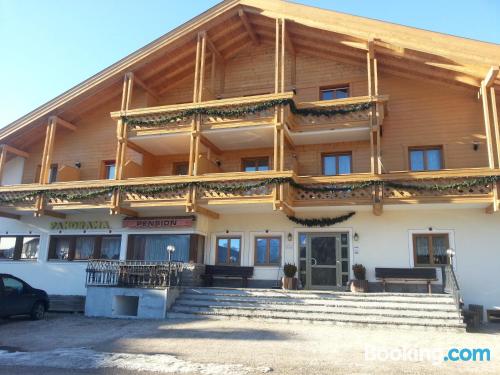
left=269, top=239, right=280, bottom=264
left=410, top=150, right=425, bottom=171
left=255, top=238, right=267, bottom=264
left=335, top=88, right=349, bottom=99
left=415, top=236, right=430, bottom=265
left=74, top=237, right=95, bottom=260
left=21, top=237, right=39, bottom=260
left=257, top=159, right=269, bottom=171
left=2, top=277, right=23, bottom=295
left=54, top=238, right=71, bottom=260
left=321, top=90, right=334, bottom=100
left=106, top=164, right=116, bottom=180
left=426, top=149, right=442, bottom=170
left=338, top=155, right=351, bottom=174
left=323, top=156, right=337, bottom=175
left=217, top=238, right=228, bottom=264
left=100, top=237, right=121, bottom=260
left=0, top=237, right=16, bottom=260
left=432, top=236, right=448, bottom=265
left=299, top=234, right=306, bottom=258
left=229, top=238, right=240, bottom=265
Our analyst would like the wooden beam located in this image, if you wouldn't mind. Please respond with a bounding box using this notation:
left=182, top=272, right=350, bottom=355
left=0, top=211, right=20, bottom=220
left=124, top=72, right=134, bottom=111
left=39, top=118, right=57, bottom=184
left=198, top=32, right=207, bottom=103
left=50, top=116, right=76, bottom=132
left=480, top=82, right=495, bottom=169
left=373, top=202, right=383, bottom=216
left=205, top=34, right=223, bottom=61
left=199, top=135, right=222, bottom=155
left=192, top=204, right=219, bottom=219
left=2, top=144, right=30, bottom=159
left=278, top=201, right=295, bottom=218
left=484, top=66, right=500, bottom=88
left=126, top=141, right=154, bottom=159
left=112, top=206, right=138, bottom=217
left=491, top=87, right=500, bottom=167
left=238, top=9, right=259, bottom=45
left=0, top=147, right=7, bottom=185
left=132, top=74, right=159, bottom=102
left=40, top=209, right=66, bottom=219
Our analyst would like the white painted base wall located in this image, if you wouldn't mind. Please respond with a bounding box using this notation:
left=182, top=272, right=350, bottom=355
left=0, top=207, right=499, bottom=313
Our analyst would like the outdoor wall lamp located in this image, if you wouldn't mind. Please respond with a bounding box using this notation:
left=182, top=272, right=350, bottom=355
left=75, top=161, right=82, bottom=168
left=353, top=232, right=359, bottom=241
left=473, top=142, right=479, bottom=151
left=287, top=233, right=293, bottom=241
left=446, top=248, right=455, bottom=264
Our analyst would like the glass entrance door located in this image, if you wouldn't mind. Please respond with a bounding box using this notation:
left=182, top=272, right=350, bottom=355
left=299, top=233, right=350, bottom=290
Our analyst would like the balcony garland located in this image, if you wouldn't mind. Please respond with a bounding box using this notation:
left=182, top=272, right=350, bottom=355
left=121, top=99, right=373, bottom=128
left=0, top=175, right=498, bottom=205
left=287, top=212, right=356, bottom=227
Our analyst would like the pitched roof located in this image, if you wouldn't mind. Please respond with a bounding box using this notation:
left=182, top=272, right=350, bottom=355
left=2, top=0, right=499, bottom=143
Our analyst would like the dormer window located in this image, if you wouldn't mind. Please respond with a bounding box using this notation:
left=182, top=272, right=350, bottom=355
left=320, top=85, right=350, bottom=101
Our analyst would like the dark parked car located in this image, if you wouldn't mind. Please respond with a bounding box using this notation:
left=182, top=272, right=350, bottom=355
left=0, top=274, right=49, bottom=320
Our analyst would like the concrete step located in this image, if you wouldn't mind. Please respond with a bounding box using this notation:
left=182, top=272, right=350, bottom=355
left=175, top=295, right=456, bottom=310
left=182, top=288, right=455, bottom=304
left=167, top=310, right=466, bottom=332
left=174, top=300, right=459, bottom=317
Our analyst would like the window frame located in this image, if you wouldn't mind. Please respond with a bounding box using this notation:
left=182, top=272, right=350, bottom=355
left=254, top=236, right=282, bottom=266
left=48, top=235, right=121, bottom=261
left=322, top=152, right=352, bottom=176
left=319, top=84, right=350, bottom=101
left=241, top=157, right=270, bottom=172
left=0, top=235, right=40, bottom=261
left=412, top=233, right=450, bottom=267
left=408, top=146, right=444, bottom=171
left=100, top=160, right=116, bottom=180
left=215, top=236, right=242, bottom=266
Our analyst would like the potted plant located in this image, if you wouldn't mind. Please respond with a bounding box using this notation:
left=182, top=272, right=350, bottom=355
left=282, top=263, right=298, bottom=290
left=350, top=264, right=369, bottom=292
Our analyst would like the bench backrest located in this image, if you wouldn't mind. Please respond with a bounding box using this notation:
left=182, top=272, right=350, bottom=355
left=375, top=267, right=437, bottom=280
left=205, top=265, right=254, bottom=277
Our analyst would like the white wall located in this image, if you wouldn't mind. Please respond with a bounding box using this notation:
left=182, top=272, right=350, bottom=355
left=1, top=156, right=24, bottom=185
left=0, top=207, right=499, bottom=312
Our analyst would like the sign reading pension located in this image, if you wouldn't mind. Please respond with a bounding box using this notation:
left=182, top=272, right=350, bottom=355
left=123, top=216, right=195, bottom=229
left=50, top=221, right=111, bottom=230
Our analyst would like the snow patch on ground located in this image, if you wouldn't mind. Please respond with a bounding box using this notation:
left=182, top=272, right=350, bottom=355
left=0, top=348, right=272, bottom=374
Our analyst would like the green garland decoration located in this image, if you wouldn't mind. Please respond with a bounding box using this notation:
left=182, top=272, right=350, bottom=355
left=122, top=99, right=373, bottom=129
left=287, top=212, right=356, bottom=227
left=0, top=175, right=498, bottom=205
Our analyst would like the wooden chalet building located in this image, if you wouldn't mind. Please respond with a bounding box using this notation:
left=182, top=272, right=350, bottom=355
left=1, top=0, right=500, bottom=316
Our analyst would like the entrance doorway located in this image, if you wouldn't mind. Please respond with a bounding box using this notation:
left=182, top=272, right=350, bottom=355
left=299, top=233, right=350, bottom=290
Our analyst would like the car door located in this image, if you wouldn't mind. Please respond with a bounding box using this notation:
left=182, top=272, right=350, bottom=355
left=1, top=276, right=31, bottom=316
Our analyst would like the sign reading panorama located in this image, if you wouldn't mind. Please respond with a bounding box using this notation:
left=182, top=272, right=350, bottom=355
left=122, top=216, right=196, bottom=229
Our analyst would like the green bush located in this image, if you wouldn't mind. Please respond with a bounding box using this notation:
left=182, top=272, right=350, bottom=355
left=352, top=264, right=366, bottom=280
left=283, top=263, right=298, bottom=278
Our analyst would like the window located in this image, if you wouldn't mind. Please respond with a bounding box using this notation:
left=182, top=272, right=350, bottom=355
left=48, top=235, right=121, bottom=261
left=409, top=147, right=443, bottom=171
left=2, top=276, right=24, bottom=296
left=242, top=157, right=269, bottom=172
left=173, top=162, right=189, bottom=176
left=48, top=164, right=58, bottom=183
left=255, top=237, right=281, bottom=266
left=320, top=85, right=350, bottom=101
left=102, top=160, right=116, bottom=180
left=322, top=153, right=352, bottom=175
left=127, top=234, right=204, bottom=263
left=216, top=236, right=241, bottom=265
left=0, top=236, right=40, bottom=261
left=413, top=233, right=449, bottom=266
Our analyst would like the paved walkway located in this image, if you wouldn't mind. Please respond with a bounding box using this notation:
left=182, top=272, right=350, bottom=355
left=0, top=313, right=499, bottom=374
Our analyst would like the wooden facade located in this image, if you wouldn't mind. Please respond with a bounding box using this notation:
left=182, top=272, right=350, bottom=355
left=0, top=0, right=499, bottom=220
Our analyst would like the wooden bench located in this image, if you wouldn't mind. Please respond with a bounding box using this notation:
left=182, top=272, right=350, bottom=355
left=487, top=309, right=500, bottom=323
left=201, top=265, right=254, bottom=287
left=375, top=268, right=437, bottom=294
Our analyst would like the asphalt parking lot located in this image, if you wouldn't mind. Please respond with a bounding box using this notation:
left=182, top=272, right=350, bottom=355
left=0, top=313, right=499, bottom=375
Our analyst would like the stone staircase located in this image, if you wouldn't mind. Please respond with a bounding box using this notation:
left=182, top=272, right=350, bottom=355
left=167, top=287, right=466, bottom=331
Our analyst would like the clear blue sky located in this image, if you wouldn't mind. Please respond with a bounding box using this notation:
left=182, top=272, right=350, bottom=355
left=1, top=0, right=499, bottom=128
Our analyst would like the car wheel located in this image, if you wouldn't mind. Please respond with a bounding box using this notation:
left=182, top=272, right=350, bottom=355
left=30, top=302, right=46, bottom=320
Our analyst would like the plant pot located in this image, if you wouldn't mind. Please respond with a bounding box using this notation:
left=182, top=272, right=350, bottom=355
left=350, top=279, right=369, bottom=293
left=282, top=276, right=298, bottom=290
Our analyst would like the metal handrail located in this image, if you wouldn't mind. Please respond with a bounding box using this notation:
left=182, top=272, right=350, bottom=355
left=443, top=263, right=462, bottom=317
left=85, top=259, right=185, bottom=288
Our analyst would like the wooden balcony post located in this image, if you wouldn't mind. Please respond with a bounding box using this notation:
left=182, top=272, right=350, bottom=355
left=480, top=82, right=495, bottom=169
left=367, top=41, right=375, bottom=174
left=0, top=146, right=7, bottom=185
left=490, top=87, right=500, bottom=167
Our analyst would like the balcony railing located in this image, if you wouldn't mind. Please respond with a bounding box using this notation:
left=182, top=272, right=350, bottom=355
left=86, top=259, right=185, bottom=288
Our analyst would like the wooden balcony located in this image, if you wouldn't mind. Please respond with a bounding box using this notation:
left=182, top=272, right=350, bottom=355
left=0, top=169, right=497, bottom=218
